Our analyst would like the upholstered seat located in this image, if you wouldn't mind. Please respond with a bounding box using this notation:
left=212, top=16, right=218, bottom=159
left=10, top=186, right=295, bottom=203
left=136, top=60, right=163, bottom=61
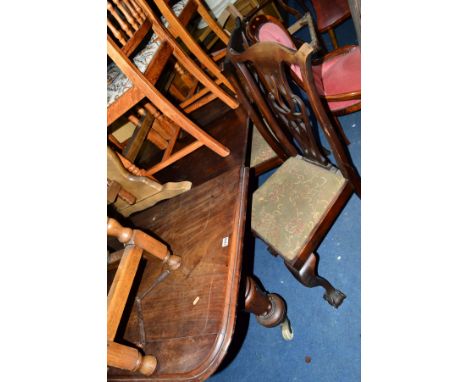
left=107, top=0, right=188, bottom=107
left=256, top=22, right=360, bottom=112
left=107, top=33, right=161, bottom=106
left=250, top=125, right=277, bottom=168
left=160, top=0, right=189, bottom=27
left=252, top=156, right=346, bottom=261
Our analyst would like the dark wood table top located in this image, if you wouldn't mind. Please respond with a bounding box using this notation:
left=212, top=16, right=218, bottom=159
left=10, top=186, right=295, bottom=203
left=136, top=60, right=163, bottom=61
left=108, top=107, right=251, bottom=381
left=142, top=105, right=250, bottom=188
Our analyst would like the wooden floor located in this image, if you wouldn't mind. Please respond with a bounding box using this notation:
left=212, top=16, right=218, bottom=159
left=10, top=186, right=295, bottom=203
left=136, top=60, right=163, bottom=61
left=108, top=103, right=251, bottom=381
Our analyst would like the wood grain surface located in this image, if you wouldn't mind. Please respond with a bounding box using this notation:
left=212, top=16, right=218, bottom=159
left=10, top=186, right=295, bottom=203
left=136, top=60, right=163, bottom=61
left=108, top=166, right=249, bottom=381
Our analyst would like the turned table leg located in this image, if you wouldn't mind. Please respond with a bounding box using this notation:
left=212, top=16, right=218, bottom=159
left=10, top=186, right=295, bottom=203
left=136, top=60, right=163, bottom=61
left=244, top=276, right=293, bottom=340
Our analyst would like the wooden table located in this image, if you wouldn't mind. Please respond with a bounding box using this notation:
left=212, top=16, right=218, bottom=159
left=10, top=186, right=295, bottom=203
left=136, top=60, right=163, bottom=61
left=108, top=107, right=251, bottom=381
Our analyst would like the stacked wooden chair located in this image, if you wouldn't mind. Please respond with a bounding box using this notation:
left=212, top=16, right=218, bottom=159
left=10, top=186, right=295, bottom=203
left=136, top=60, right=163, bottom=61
left=225, top=20, right=361, bottom=307
left=199, top=0, right=285, bottom=38
left=107, top=217, right=181, bottom=375
left=107, top=0, right=235, bottom=177
left=152, top=0, right=300, bottom=94
left=152, top=0, right=235, bottom=93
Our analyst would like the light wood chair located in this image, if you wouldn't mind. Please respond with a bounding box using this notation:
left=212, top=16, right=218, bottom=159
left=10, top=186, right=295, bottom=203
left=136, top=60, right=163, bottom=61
left=107, top=0, right=238, bottom=122
left=107, top=217, right=181, bottom=375
left=108, top=0, right=233, bottom=176
left=200, top=0, right=284, bottom=38
left=149, top=0, right=236, bottom=95
left=107, top=146, right=192, bottom=217
left=226, top=21, right=360, bottom=308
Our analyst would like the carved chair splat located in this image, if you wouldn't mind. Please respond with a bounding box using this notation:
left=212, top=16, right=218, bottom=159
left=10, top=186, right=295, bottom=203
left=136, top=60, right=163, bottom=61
left=224, top=13, right=320, bottom=175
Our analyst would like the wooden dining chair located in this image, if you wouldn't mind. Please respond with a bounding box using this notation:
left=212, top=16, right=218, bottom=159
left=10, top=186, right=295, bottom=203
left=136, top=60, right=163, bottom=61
left=107, top=0, right=238, bottom=122
left=219, top=13, right=317, bottom=176
left=150, top=0, right=236, bottom=94
left=226, top=20, right=360, bottom=308
left=203, top=0, right=285, bottom=37
left=108, top=0, right=234, bottom=176
left=308, top=0, right=352, bottom=50
left=225, top=13, right=320, bottom=176
left=246, top=14, right=360, bottom=145
left=107, top=217, right=181, bottom=375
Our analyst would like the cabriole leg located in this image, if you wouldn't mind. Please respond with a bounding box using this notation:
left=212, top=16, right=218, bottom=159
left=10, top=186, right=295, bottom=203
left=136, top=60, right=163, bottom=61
left=285, top=253, right=346, bottom=308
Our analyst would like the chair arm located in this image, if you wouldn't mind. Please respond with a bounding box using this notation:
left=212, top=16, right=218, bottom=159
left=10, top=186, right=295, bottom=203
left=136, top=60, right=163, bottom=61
left=323, top=90, right=361, bottom=102
left=311, top=44, right=359, bottom=64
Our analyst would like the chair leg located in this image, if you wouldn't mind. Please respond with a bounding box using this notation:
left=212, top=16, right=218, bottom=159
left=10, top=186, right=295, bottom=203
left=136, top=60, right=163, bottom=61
left=244, top=276, right=293, bottom=340
left=332, top=114, right=351, bottom=146
left=328, top=28, right=339, bottom=50
left=285, top=253, right=346, bottom=308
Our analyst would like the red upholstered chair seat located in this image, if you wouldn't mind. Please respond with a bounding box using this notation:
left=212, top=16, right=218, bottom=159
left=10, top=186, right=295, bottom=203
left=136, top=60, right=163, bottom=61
left=257, top=22, right=361, bottom=112
left=310, top=0, right=351, bottom=31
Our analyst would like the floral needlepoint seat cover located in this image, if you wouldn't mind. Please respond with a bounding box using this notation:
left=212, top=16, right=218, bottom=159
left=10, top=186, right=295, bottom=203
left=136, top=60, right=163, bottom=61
left=252, top=156, right=346, bottom=261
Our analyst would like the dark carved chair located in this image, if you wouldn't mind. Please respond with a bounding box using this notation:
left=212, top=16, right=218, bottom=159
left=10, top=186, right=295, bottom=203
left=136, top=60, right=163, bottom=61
left=246, top=14, right=360, bottom=146
left=243, top=13, right=321, bottom=175
left=225, top=20, right=361, bottom=308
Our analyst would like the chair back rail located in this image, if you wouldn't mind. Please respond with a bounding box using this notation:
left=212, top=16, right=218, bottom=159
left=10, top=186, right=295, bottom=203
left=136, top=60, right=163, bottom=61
left=108, top=0, right=149, bottom=52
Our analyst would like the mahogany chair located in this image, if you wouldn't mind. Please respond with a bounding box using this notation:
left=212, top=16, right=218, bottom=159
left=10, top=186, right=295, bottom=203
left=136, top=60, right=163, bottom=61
left=226, top=20, right=361, bottom=308
left=309, top=0, right=352, bottom=50
left=107, top=217, right=181, bottom=375
left=108, top=0, right=234, bottom=176
left=246, top=14, right=360, bottom=145
left=241, top=13, right=320, bottom=175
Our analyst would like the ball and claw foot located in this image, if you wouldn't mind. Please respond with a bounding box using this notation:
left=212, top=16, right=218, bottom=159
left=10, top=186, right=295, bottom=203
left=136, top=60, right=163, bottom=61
left=323, top=288, right=346, bottom=308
